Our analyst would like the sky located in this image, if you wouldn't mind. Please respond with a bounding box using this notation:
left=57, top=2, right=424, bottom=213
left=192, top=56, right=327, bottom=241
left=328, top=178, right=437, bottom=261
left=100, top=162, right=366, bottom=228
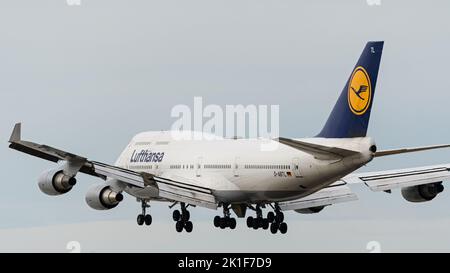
left=1, top=0, right=450, bottom=252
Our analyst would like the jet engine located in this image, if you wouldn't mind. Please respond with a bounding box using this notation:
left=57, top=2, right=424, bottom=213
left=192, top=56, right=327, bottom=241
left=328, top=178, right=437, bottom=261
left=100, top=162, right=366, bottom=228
left=295, top=206, right=325, bottom=214
left=85, top=183, right=124, bottom=210
left=38, top=168, right=77, bottom=196
left=401, top=182, right=444, bottom=203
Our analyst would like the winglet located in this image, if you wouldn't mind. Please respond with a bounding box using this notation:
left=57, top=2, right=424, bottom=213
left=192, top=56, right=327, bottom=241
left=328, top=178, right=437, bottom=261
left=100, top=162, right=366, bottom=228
left=9, top=123, right=21, bottom=143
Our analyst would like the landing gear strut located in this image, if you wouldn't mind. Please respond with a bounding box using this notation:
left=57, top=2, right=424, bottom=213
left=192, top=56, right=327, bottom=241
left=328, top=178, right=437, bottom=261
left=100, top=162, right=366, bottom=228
left=137, top=200, right=152, bottom=226
left=213, top=204, right=237, bottom=229
left=172, top=203, right=193, bottom=233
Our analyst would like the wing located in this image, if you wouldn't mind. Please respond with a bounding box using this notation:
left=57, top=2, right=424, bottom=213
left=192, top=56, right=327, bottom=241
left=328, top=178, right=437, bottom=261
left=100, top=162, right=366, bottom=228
left=8, top=123, right=217, bottom=209
left=341, top=164, right=450, bottom=192
left=278, top=181, right=358, bottom=211
left=279, top=164, right=450, bottom=212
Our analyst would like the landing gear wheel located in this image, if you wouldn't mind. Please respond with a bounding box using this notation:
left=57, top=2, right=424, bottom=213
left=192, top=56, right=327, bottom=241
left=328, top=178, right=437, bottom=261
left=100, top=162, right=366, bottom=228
left=185, top=221, right=193, bottom=233
left=246, top=216, right=254, bottom=228
left=219, top=218, right=227, bottom=229
left=176, top=221, right=184, bottom=232
left=275, top=212, right=284, bottom=223
left=137, top=214, right=144, bottom=226
left=173, top=210, right=181, bottom=221
left=262, top=218, right=269, bottom=230
left=267, top=212, right=275, bottom=222
left=182, top=210, right=190, bottom=222
left=229, top=218, right=237, bottom=229
left=252, top=219, right=259, bottom=230
left=214, top=216, right=221, bottom=227
left=279, top=222, right=288, bottom=234
left=144, top=214, right=152, bottom=226
left=258, top=218, right=264, bottom=228
left=270, top=222, right=278, bottom=234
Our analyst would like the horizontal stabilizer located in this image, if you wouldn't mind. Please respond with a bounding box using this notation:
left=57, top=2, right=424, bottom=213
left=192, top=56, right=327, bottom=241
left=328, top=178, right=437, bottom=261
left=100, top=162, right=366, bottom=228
left=374, top=144, right=450, bottom=157
left=278, top=137, right=360, bottom=159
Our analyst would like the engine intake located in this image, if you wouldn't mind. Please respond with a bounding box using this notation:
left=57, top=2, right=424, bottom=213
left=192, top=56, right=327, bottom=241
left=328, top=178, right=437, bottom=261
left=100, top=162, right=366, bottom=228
left=38, top=168, right=77, bottom=196
left=401, top=182, right=444, bottom=203
left=85, top=184, right=123, bottom=210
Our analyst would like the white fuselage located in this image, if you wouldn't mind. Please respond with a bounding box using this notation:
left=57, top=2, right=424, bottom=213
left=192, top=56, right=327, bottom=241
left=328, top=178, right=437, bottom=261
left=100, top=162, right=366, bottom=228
left=114, top=131, right=375, bottom=204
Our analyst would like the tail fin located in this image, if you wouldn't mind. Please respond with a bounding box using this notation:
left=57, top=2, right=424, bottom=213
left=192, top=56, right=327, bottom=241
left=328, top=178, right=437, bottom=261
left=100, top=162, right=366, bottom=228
left=317, top=41, right=384, bottom=138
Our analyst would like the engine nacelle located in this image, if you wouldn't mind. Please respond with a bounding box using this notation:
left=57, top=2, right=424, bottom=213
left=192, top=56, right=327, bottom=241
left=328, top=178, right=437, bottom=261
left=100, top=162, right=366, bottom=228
left=295, top=206, right=325, bottom=214
left=38, top=168, right=77, bottom=196
left=401, top=182, right=444, bottom=203
left=85, top=184, right=124, bottom=210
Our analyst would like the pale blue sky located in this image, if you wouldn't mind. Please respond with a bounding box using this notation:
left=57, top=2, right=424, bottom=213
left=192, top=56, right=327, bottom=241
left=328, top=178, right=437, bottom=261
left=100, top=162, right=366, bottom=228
left=1, top=0, right=450, bottom=252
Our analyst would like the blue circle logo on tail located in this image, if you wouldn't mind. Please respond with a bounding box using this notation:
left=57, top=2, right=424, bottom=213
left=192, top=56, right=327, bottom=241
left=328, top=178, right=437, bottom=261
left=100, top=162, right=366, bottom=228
left=348, top=66, right=371, bottom=115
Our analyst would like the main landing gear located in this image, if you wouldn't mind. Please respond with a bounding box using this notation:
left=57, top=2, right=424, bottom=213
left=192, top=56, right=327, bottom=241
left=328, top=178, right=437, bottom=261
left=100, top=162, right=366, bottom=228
left=213, top=204, right=237, bottom=229
left=268, top=204, right=287, bottom=234
left=246, top=204, right=288, bottom=234
left=246, top=205, right=270, bottom=230
left=172, top=203, right=193, bottom=233
left=137, top=200, right=152, bottom=226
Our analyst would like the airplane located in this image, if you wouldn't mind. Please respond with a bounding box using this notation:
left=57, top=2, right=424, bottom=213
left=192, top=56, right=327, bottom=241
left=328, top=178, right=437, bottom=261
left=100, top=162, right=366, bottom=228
left=8, top=41, right=450, bottom=234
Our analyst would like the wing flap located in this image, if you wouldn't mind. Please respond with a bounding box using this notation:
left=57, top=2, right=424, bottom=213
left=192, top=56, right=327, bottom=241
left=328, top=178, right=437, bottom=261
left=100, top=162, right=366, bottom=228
left=154, top=176, right=217, bottom=209
left=342, top=164, right=450, bottom=192
left=92, top=161, right=147, bottom=188
left=278, top=182, right=358, bottom=211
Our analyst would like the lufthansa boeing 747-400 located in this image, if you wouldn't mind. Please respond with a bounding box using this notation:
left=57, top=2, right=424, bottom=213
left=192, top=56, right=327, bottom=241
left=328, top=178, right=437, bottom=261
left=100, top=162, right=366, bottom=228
left=9, top=41, right=450, bottom=234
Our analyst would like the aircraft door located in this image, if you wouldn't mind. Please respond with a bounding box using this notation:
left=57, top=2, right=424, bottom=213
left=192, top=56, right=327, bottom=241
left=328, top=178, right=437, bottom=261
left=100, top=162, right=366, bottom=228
left=292, top=157, right=301, bottom=178
left=196, top=156, right=203, bottom=177
left=234, top=156, right=240, bottom=177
